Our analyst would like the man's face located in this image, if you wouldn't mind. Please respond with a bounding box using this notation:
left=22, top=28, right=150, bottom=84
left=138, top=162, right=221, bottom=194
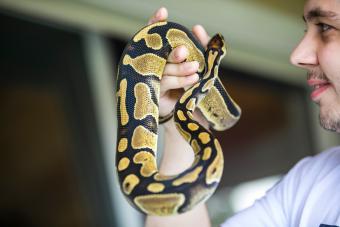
left=290, top=0, right=340, bottom=132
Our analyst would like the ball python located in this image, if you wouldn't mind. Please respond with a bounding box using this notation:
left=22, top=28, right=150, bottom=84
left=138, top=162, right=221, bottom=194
left=116, top=21, right=241, bottom=216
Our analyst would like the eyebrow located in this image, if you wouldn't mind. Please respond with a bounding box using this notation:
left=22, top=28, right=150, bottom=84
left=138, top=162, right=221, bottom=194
left=303, top=7, right=338, bottom=22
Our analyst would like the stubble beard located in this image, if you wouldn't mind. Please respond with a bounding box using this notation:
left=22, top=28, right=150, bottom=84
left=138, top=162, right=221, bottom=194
left=319, top=107, right=340, bottom=133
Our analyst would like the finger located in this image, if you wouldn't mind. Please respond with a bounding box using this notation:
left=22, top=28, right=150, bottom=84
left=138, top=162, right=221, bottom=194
left=192, top=24, right=211, bottom=49
left=161, top=73, right=199, bottom=92
left=167, top=45, right=188, bottom=63
left=163, top=61, right=199, bottom=77
left=148, top=7, right=168, bottom=25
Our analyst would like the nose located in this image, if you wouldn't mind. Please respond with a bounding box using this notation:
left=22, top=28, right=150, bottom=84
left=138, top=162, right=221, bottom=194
left=290, top=32, right=318, bottom=69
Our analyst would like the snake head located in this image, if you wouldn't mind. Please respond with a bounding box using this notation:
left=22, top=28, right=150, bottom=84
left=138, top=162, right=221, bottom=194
left=207, top=33, right=227, bottom=57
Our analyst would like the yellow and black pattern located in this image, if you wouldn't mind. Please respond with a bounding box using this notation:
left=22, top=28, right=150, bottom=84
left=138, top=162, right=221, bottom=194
left=116, top=21, right=241, bottom=216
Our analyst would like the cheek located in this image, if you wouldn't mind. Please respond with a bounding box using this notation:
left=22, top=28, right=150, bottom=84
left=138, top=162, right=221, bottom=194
left=318, top=43, right=340, bottom=78
left=318, top=44, right=340, bottom=98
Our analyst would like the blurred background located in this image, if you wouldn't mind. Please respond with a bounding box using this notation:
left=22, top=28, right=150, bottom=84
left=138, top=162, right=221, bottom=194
left=0, top=0, right=339, bottom=227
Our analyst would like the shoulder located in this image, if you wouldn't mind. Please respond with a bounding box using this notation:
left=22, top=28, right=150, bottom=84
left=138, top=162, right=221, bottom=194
left=284, top=146, right=340, bottom=178
left=220, top=147, right=340, bottom=227
left=299, top=146, right=340, bottom=177
left=314, top=146, right=340, bottom=163
left=273, top=146, right=340, bottom=208
left=260, top=146, right=340, bottom=211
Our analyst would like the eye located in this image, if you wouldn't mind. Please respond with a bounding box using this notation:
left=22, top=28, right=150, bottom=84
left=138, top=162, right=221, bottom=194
left=316, top=23, right=333, bottom=32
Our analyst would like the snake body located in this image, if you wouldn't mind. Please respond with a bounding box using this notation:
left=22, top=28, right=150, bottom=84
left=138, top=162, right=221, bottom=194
left=116, top=21, right=241, bottom=216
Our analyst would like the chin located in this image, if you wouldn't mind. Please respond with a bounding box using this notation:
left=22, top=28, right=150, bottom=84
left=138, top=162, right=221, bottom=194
left=319, top=107, right=340, bottom=133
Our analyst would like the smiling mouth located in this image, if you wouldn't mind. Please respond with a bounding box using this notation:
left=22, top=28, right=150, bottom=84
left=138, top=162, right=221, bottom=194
left=307, top=79, right=332, bottom=101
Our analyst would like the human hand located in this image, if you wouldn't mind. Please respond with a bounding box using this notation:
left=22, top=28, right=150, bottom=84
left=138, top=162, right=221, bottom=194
left=148, top=7, right=211, bottom=118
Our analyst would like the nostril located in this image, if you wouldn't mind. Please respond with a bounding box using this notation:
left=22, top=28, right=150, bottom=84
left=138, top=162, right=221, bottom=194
left=289, top=50, right=318, bottom=68
left=290, top=37, right=318, bottom=68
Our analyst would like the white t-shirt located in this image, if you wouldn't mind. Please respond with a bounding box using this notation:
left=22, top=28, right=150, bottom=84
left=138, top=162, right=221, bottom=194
left=221, top=146, right=340, bottom=227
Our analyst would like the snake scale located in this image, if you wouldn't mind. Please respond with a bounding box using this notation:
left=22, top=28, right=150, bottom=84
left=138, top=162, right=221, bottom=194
left=116, top=21, right=241, bottom=216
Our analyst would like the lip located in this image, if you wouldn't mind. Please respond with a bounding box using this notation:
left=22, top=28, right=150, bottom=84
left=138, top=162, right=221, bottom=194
left=307, top=79, right=331, bottom=101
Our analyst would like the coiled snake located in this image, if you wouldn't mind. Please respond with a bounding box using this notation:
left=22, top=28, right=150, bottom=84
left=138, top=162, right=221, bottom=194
left=116, top=21, right=241, bottom=216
